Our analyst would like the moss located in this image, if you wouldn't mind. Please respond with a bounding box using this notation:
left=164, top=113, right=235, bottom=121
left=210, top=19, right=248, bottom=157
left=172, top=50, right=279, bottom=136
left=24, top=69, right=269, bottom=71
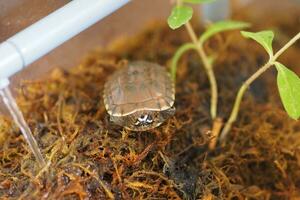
left=0, top=7, right=300, bottom=200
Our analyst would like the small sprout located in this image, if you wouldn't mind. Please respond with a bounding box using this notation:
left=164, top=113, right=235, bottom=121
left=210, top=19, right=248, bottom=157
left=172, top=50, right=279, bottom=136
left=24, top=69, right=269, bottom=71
left=168, top=5, right=193, bottom=30
left=241, top=30, right=274, bottom=58
left=168, top=0, right=249, bottom=126
left=275, top=62, right=300, bottom=120
left=221, top=31, right=300, bottom=141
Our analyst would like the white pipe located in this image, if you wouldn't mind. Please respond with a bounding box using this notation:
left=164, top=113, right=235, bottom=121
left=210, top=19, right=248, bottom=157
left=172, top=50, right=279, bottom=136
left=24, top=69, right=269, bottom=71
left=0, top=0, right=130, bottom=85
left=0, top=78, right=9, bottom=89
left=202, top=0, right=230, bottom=22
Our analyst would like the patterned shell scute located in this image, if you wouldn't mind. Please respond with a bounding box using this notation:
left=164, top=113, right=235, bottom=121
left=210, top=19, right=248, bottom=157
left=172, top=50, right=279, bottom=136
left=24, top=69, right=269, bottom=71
left=104, top=61, right=175, bottom=116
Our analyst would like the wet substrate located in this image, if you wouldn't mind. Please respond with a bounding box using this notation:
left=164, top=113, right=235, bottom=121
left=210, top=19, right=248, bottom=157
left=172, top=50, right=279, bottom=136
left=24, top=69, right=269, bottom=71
left=1, top=8, right=300, bottom=200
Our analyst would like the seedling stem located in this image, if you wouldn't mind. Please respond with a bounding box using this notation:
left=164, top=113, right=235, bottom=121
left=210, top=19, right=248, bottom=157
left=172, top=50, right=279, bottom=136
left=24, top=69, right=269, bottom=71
left=220, top=32, right=300, bottom=141
left=185, top=21, right=218, bottom=119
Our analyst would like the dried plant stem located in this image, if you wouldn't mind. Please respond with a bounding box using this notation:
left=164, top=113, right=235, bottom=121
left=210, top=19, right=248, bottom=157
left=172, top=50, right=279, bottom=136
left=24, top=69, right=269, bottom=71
left=209, top=118, right=223, bottom=150
left=184, top=22, right=218, bottom=119
left=220, top=32, right=300, bottom=141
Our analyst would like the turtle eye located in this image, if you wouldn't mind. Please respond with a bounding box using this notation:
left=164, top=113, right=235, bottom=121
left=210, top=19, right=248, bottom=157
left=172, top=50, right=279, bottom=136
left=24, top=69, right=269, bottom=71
left=146, top=115, right=153, bottom=123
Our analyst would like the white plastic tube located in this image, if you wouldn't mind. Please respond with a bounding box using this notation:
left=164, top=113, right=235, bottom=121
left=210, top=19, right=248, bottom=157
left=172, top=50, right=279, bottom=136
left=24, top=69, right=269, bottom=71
left=0, top=0, right=130, bottom=83
left=0, top=78, right=9, bottom=89
left=202, top=0, right=230, bottom=22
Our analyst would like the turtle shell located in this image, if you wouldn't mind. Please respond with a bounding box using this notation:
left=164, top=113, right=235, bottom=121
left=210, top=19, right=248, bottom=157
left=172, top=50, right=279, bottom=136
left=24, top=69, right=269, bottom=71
left=103, top=61, right=175, bottom=117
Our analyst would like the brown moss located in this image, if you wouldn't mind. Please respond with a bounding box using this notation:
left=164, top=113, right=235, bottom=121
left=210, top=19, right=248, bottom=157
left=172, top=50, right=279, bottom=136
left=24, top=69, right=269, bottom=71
left=1, top=5, right=300, bottom=200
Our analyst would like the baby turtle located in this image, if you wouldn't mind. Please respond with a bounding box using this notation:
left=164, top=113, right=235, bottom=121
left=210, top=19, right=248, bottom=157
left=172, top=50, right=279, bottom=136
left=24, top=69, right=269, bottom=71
left=103, top=61, right=175, bottom=131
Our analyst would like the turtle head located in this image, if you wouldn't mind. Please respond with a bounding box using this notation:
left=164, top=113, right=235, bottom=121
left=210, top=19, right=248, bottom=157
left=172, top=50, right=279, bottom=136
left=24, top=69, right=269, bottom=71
left=110, top=108, right=175, bottom=131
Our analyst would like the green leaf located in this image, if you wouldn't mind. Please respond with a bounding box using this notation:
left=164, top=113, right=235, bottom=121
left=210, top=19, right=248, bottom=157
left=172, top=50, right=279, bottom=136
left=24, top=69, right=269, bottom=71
left=170, top=43, right=197, bottom=81
left=199, top=20, right=250, bottom=44
left=167, top=6, right=193, bottom=30
left=241, top=30, right=274, bottom=58
left=183, top=0, right=217, bottom=3
left=275, top=62, right=300, bottom=120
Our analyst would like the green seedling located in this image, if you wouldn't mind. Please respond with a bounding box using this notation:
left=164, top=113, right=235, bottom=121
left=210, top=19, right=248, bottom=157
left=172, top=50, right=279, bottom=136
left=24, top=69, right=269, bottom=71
left=220, top=31, right=300, bottom=140
left=168, top=0, right=250, bottom=120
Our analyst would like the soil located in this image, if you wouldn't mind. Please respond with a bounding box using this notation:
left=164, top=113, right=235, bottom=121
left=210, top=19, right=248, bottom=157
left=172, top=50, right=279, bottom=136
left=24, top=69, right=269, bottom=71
left=0, top=3, right=300, bottom=200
